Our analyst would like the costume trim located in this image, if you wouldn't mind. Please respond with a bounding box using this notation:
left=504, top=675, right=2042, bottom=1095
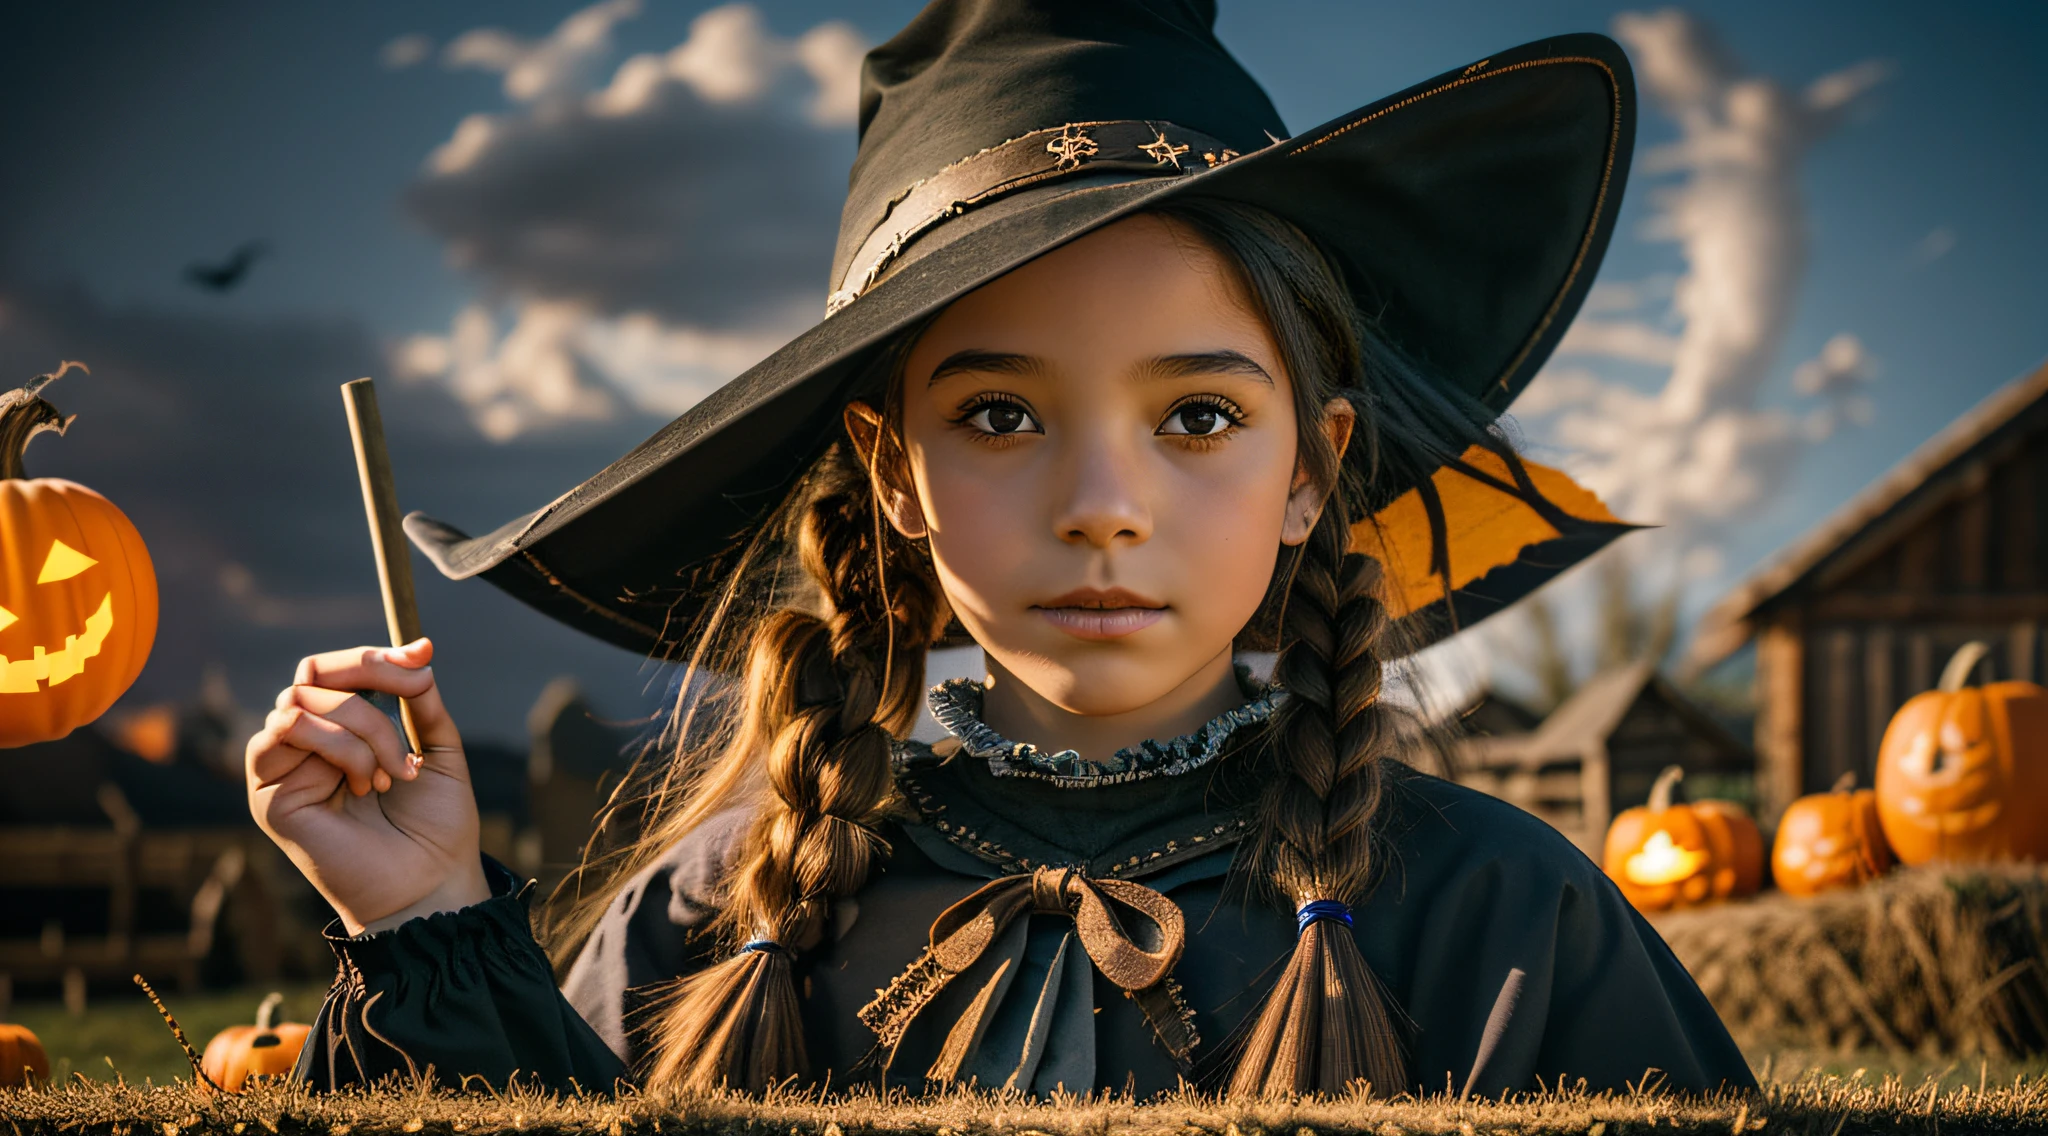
left=924, top=676, right=1282, bottom=788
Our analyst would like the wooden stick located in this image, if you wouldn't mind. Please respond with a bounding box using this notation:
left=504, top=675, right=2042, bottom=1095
left=342, top=377, right=424, bottom=756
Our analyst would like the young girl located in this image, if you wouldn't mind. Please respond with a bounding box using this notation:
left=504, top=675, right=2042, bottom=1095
left=246, top=0, right=1752, bottom=1099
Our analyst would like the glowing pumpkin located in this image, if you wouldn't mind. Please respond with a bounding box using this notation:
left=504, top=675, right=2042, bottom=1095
left=200, top=992, right=310, bottom=1092
left=0, top=363, right=158, bottom=747
left=1, top=1022, right=49, bottom=1087
left=1601, top=765, right=1765, bottom=912
left=1875, top=641, right=2048, bottom=865
left=1771, top=771, right=1895, bottom=896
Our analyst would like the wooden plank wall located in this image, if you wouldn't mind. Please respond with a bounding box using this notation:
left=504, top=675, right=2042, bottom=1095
left=1772, top=429, right=2048, bottom=801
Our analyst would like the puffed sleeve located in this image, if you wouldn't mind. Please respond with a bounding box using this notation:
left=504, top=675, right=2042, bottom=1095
left=559, top=807, right=750, bottom=1065
left=1380, top=780, right=1757, bottom=1097
left=295, top=856, right=629, bottom=1093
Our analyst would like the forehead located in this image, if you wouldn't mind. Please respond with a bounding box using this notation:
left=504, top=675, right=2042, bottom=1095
left=906, top=213, right=1278, bottom=373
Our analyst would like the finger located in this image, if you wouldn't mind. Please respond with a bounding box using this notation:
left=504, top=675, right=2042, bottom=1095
left=282, top=686, right=414, bottom=784
left=247, top=723, right=318, bottom=787
left=269, top=705, right=378, bottom=797
left=292, top=638, right=439, bottom=701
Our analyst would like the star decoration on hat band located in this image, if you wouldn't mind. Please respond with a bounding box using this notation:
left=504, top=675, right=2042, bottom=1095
left=1046, top=125, right=1101, bottom=170
left=828, top=120, right=1252, bottom=316
left=1140, top=129, right=1191, bottom=169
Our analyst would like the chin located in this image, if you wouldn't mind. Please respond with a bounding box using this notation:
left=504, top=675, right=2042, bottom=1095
left=1004, top=650, right=1204, bottom=718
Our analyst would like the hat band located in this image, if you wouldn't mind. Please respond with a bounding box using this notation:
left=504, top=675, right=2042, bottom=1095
left=827, top=120, right=1241, bottom=316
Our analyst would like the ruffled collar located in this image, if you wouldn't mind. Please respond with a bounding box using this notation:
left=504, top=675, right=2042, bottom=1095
left=924, top=665, right=1283, bottom=788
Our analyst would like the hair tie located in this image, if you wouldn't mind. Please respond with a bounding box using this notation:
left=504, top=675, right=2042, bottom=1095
left=1295, top=899, right=1353, bottom=935
left=739, top=938, right=786, bottom=957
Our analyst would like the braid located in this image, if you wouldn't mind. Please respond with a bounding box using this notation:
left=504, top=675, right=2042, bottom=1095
left=646, top=442, right=943, bottom=1092
left=1229, top=496, right=1407, bottom=1096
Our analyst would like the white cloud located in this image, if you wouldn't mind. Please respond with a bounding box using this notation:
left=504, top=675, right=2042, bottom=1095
left=402, top=2, right=867, bottom=438
left=1512, top=9, right=1889, bottom=533
left=1555, top=318, right=1682, bottom=366
left=444, top=0, right=643, bottom=106
left=1462, top=10, right=1889, bottom=689
left=1791, top=331, right=1875, bottom=398
left=380, top=34, right=433, bottom=70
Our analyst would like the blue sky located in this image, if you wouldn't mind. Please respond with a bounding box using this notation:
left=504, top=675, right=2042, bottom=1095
left=2, top=1, right=2043, bottom=742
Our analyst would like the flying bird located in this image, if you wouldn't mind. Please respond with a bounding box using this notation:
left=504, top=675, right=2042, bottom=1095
left=184, top=240, right=268, bottom=293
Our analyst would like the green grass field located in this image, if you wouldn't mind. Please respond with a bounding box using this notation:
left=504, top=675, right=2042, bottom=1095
left=6, top=983, right=334, bottom=1085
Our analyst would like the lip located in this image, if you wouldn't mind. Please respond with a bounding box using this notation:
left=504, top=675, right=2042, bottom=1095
left=1033, top=587, right=1167, bottom=641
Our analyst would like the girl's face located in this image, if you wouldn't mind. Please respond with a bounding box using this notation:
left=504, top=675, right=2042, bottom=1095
left=871, top=213, right=1347, bottom=719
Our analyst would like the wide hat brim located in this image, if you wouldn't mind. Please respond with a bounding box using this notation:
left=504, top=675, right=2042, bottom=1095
left=405, top=33, right=1636, bottom=658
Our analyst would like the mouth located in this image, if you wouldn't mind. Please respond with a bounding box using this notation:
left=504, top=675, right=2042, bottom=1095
left=1032, top=587, right=1167, bottom=641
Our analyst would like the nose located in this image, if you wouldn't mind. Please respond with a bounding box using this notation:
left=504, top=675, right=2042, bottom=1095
left=1052, top=428, right=1152, bottom=548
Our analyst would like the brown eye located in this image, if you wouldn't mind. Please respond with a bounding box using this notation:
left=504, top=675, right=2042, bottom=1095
left=961, top=398, right=1041, bottom=436
left=1158, top=399, right=1239, bottom=437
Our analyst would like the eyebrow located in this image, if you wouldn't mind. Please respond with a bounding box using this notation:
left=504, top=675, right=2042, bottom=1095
left=927, top=350, right=1036, bottom=384
left=926, top=348, right=1273, bottom=385
left=1146, top=350, right=1273, bottom=385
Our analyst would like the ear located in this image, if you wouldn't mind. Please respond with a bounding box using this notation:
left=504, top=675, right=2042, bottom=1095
left=1280, top=397, right=1357, bottom=546
left=843, top=401, right=930, bottom=540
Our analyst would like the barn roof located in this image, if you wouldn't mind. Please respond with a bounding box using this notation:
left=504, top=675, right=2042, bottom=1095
left=1688, top=358, right=2048, bottom=670
left=1459, top=660, right=1749, bottom=768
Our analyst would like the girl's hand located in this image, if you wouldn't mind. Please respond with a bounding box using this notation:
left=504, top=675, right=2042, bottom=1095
left=244, top=637, right=491, bottom=936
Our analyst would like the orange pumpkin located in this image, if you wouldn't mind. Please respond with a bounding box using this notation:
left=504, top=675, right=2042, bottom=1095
left=1875, top=641, right=2048, bottom=865
left=1602, top=765, right=1765, bottom=912
left=200, top=992, right=310, bottom=1092
left=0, top=363, right=158, bottom=747
left=1, top=1022, right=49, bottom=1087
left=1771, top=772, right=1895, bottom=896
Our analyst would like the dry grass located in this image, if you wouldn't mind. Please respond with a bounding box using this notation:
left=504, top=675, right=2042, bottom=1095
left=1655, top=864, right=2048, bottom=1057
left=6, top=1071, right=2048, bottom=1136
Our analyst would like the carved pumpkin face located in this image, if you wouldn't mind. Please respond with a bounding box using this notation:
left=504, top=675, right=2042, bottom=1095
left=0, top=365, right=158, bottom=747
left=1875, top=642, right=2048, bottom=864
left=1601, top=765, right=1764, bottom=913
left=1771, top=773, right=1894, bottom=896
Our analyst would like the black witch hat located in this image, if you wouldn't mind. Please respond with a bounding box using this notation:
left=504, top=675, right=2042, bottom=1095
left=404, top=0, right=1638, bottom=657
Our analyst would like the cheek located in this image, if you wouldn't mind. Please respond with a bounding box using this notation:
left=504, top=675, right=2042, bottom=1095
left=917, top=461, right=1026, bottom=623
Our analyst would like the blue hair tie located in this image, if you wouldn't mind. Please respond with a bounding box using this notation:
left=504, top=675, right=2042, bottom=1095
left=1296, top=899, right=1353, bottom=934
left=739, top=938, right=786, bottom=957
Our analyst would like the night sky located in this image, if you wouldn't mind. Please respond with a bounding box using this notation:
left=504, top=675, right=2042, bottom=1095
left=2, top=0, right=2043, bottom=744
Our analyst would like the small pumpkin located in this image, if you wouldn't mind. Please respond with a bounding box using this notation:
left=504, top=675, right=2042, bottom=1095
left=0, top=362, right=158, bottom=747
left=1601, top=765, right=1765, bottom=912
left=200, top=992, right=310, bottom=1092
left=1, top=1022, right=50, bottom=1087
left=1875, top=641, right=2048, bottom=865
left=1771, top=771, right=1895, bottom=896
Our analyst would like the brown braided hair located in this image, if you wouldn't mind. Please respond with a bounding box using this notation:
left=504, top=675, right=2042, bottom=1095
left=642, top=434, right=944, bottom=1090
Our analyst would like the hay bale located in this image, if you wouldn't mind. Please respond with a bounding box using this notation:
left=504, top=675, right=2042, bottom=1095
left=1656, top=863, right=2048, bottom=1056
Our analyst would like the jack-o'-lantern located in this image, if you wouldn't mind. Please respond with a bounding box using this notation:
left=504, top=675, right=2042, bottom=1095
left=1, top=1021, right=49, bottom=1087
left=1875, top=641, right=2048, bottom=864
left=1772, top=772, right=1895, bottom=896
left=0, top=363, right=158, bottom=748
left=1602, top=765, right=1765, bottom=912
left=200, top=992, right=310, bottom=1092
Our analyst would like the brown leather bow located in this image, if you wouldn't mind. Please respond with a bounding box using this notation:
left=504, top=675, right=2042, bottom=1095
left=857, top=865, right=1201, bottom=1078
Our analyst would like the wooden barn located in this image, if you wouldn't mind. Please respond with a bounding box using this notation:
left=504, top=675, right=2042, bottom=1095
left=1456, top=661, right=1753, bottom=854
left=1689, top=359, right=2048, bottom=822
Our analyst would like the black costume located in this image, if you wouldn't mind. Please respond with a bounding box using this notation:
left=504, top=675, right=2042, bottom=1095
left=295, top=0, right=1750, bottom=1101
left=297, top=675, right=1752, bottom=1096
